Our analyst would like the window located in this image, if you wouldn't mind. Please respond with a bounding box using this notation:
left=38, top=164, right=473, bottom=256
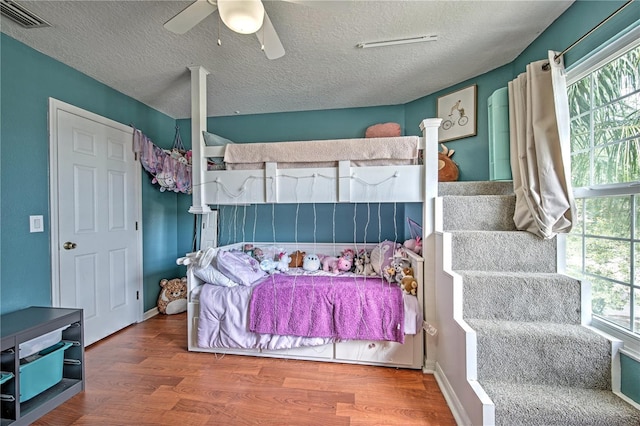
left=565, top=27, right=640, bottom=347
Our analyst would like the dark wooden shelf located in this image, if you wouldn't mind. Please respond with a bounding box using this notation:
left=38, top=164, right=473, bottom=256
left=0, top=307, right=84, bottom=425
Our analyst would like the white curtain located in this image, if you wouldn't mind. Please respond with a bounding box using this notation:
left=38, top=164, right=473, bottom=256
left=508, top=50, right=576, bottom=239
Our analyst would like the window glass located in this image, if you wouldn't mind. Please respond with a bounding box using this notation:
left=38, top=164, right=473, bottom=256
left=568, top=77, right=591, bottom=116
left=591, top=47, right=640, bottom=107
left=567, top=40, right=639, bottom=337
left=570, top=113, right=591, bottom=151
left=585, top=196, right=631, bottom=238
left=591, top=278, right=630, bottom=329
left=585, top=237, right=630, bottom=283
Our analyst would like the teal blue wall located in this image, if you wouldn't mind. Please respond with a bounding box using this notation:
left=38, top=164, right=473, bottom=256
left=0, top=34, right=180, bottom=314
left=404, top=64, right=514, bottom=181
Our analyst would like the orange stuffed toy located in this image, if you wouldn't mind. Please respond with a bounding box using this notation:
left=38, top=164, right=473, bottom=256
left=288, top=250, right=306, bottom=268
left=438, top=144, right=459, bottom=182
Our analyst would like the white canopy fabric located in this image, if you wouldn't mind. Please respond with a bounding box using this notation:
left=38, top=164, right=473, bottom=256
left=508, top=51, right=576, bottom=239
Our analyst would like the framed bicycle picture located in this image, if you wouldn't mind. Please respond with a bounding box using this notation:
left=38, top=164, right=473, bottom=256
left=437, top=84, right=477, bottom=142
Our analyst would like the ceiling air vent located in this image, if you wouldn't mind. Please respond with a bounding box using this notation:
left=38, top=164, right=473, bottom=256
left=1, top=0, right=50, bottom=28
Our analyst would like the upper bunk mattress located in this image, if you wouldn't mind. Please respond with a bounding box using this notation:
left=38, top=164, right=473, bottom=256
left=223, top=136, right=420, bottom=170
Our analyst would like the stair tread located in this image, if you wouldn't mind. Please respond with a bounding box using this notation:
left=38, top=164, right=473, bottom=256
left=481, top=380, right=640, bottom=426
left=457, top=270, right=575, bottom=279
left=443, top=195, right=516, bottom=231
left=439, top=181, right=514, bottom=196
left=466, top=319, right=605, bottom=341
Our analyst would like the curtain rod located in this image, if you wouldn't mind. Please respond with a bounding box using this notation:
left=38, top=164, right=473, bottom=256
left=543, top=0, right=634, bottom=69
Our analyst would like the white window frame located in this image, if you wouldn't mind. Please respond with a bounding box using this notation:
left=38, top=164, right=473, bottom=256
left=565, top=22, right=640, bottom=358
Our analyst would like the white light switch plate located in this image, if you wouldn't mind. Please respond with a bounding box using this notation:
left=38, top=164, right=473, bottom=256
left=29, top=215, right=44, bottom=233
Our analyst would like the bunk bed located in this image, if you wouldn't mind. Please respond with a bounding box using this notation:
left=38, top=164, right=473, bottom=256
left=178, top=66, right=441, bottom=370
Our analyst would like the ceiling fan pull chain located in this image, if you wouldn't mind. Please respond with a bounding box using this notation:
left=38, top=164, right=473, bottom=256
left=217, top=13, right=222, bottom=46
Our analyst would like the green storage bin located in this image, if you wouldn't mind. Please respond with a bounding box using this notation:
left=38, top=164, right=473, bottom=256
left=488, top=87, right=512, bottom=181
left=19, top=341, right=72, bottom=402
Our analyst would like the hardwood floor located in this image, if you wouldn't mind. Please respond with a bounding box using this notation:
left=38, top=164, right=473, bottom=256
left=33, top=313, right=456, bottom=425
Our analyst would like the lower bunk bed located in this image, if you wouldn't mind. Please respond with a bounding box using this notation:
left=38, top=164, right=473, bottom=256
left=177, top=242, right=425, bottom=369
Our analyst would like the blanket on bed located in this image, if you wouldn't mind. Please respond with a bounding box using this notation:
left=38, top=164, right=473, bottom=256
left=223, top=136, right=419, bottom=169
left=248, top=274, right=405, bottom=343
left=198, top=283, right=333, bottom=350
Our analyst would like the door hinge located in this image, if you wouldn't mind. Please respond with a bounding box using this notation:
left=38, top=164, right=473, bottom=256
left=135, top=221, right=139, bottom=231
left=136, top=291, right=139, bottom=300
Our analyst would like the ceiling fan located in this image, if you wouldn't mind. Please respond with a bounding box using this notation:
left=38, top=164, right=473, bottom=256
left=164, top=0, right=285, bottom=60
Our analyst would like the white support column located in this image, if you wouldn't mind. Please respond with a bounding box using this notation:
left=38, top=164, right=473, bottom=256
left=188, top=66, right=212, bottom=214
left=420, top=118, right=442, bottom=370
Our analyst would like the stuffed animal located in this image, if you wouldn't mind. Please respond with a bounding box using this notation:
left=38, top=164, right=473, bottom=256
left=302, top=253, right=321, bottom=271
left=276, top=251, right=291, bottom=272
left=403, top=237, right=422, bottom=255
left=252, top=247, right=265, bottom=262
left=260, top=258, right=279, bottom=274
left=153, top=172, right=177, bottom=192
left=399, top=267, right=418, bottom=296
left=384, top=257, right=411, bottom=283
left=341, top=248, right=356, bottom=262
left=383, top=265, right=397, bottom=283
left=157, top=277, right=187, bottom=315
left=321, top=255, right=352, bottom=274
left=354, top=250, right=376, bottom=276
left=370, top=241, right=398, bottom=275
left=337, top=256, right=352, bottom=273
left=289, top=250, right=306, bottom=268
left=354, top=256, right=365, bottom=274
left=438, top=144, right=459, bottom=182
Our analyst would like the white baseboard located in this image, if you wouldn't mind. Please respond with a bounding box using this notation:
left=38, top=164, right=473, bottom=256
left=434, top=362, right=472, bottom=426
left=143, top=307, right=159, bottom=321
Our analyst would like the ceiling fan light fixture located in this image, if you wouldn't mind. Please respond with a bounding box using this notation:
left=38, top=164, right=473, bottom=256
left=217, top=0, right=265, bottom=35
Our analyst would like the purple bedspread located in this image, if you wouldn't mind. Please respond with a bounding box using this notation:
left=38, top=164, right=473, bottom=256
left=248, top=274, right=405, bottom=343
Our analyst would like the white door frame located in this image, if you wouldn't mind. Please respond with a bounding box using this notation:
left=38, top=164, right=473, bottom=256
left=48, top=98, right=143, bottom=322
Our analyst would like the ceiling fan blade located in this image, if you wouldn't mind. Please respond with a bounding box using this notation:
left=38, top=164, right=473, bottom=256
left=256, top=12, right=285, bottom=60
left=164, top=0, right=218, bottom=35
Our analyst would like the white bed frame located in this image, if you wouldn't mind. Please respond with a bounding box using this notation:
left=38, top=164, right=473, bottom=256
left=183, top=66, right=442, bottom=371
left=178, top=243, right=425, bottom=369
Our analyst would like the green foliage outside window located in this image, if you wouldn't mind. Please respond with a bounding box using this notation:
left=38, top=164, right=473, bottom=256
left=566, top=44, right=639, bottom=335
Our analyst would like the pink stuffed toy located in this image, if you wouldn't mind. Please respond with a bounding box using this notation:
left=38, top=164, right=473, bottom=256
left=341, top=248, right=356, bottom=262
left=321, top=255, right=352, bottom=274
left=403, top=237, right=422, bottom=255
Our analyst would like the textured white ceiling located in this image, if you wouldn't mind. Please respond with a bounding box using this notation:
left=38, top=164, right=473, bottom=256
left=1, top=0, right=573, bottom=119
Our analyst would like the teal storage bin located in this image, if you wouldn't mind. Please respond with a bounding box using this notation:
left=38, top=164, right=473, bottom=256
left=19, top=341, right=72, bottom=402
left=488, top=87, right=512, bottom=181
left=0, top=371, right=14, bottom=385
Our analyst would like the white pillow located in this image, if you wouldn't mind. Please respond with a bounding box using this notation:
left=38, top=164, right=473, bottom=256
left=193, top=264, right=238, bottom=287
left=202, top=131, right=234, bottom=147
left=202, top=132, right=235, bottom=166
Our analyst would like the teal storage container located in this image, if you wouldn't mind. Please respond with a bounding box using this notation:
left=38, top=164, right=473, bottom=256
left=0, top=371, right=14, bottom=385
left=19, top=341, right=72, bottom=402
left=488, top=87, right=512, bottom=181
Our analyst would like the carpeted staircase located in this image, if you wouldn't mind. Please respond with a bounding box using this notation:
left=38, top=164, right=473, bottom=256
left=439, top=181, right=640, bottom=426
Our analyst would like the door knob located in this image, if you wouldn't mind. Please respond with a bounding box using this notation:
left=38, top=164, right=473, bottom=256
left=63, top=241, right=77, bottom=250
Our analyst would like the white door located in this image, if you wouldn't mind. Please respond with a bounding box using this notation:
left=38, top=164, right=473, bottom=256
left=49, top=99, right=142, bottom=346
